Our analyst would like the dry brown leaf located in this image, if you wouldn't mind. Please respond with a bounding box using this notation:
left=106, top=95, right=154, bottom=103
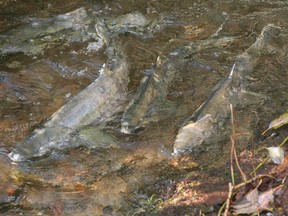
left=258, top=188, right=274, bottom=210
left=273, top=154, right=288, bottom=179
left=233, top=188, right=259, bottom=214
left=233, top=186, right=281, bottom=214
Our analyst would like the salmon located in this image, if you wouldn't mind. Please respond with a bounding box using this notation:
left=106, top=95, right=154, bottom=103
left=121, top=56, right=176, bottom=134
left=9, top=42, right=129, bottom=161
left=173, top=24, right=281, bottom=155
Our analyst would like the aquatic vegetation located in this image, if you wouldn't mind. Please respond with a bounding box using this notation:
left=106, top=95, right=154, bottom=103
left=262, top=112, right=288, bottom=135
left=131, top=194, right=163, bottom=216
left=260, top=111, right=288, bottom=164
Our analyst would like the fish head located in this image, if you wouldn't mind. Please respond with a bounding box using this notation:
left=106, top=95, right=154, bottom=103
left=8, top=127, right=74, bottom=162
left=8, top=151, right=26, bottom=162
left=120, top=121, right=144, bottom=134
left=172, top=114, right=214, bottom=155
left=8, top=137, right=50, bottom=162
left=120, top=121, right=131, bottom=134
left=171, top=148, right=185, bottom=157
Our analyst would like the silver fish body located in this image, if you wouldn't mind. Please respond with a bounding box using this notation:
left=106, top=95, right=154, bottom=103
left=173, top=24, right=281, bottom=155
left=173, top=64, right=236, bottom=155
left=46, top=48, right=128, bottom=129
left=9, top=43, right=129, bottom=161
left=121, top=56, right=175, bottom=134
left=0, top=8, right=92, bottom=55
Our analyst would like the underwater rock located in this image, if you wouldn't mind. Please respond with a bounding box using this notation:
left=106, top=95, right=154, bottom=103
left=173, top=24, right=281, bottom=155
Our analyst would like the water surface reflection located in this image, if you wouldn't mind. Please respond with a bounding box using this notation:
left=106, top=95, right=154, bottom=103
left=1, top=0, right=288, bottom=215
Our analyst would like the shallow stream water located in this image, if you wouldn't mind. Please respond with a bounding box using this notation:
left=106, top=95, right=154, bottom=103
left=1, top=0, right=288, bottom=215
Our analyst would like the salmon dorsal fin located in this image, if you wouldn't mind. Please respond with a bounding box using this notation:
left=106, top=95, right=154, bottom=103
left=228, top=63, right=236, bottom=79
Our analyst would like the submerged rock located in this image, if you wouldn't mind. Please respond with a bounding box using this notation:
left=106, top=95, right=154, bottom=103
left=173, top=24, right=281, bottom=155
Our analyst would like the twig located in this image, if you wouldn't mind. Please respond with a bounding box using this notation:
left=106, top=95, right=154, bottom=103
left=230, top=135, right=247, bottom=182
left=217, top=174, right=275, bottom=216
left=230, top=104, right=247, bottom=182
left=230, top=104, right=235, bottom=135
left=224, top=183, right=233, bottom=216
left=261, top=128, right=270, bottom=135
left=230, top=132, right=253, bottom=139
left=234, top=174, right=275, bottom=190
left=230, top=135, right=235, bottom=185
left=230, top=104, right=235, bottom=186
left=251, top=133, right=256, bottom=177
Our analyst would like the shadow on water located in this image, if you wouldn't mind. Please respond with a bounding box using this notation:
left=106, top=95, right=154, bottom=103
left=1, top=0, right=288, bottom=215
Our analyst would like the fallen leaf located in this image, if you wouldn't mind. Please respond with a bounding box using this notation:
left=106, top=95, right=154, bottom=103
left=267, top=147, right=285, bottom=164
left=272, top=154, right=288, bottom=179
left=258, top=188, right=274, bottom=210
left=233, top=188, right=259, bottom=214
left=233, top=185, right=281, bottom=214
left=262, top=112, right=288, bottom=135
